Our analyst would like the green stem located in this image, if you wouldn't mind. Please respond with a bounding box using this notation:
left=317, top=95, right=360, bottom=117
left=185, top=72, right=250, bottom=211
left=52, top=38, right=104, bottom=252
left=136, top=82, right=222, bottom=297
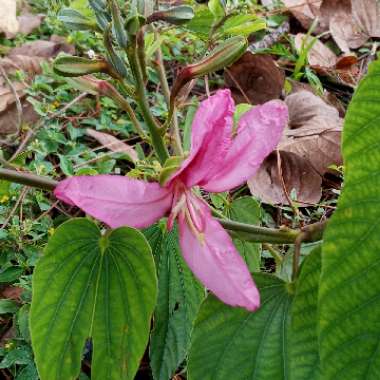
left=154, top=41, right=183, bottom=155
left=127, top=38, right=169, bottom=164
left=0, top=168, right=57, bottom=191
left=0, top=169, right=327, bottom=246
left=218, top=218, right=300, bottom=244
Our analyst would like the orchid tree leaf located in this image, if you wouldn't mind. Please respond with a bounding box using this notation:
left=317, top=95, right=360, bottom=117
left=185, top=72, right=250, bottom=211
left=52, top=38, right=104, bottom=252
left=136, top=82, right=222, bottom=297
left=30, top=218, right=157, bottom=380
left=289, top=245, right=321, bottom=380
left=188, top=273, right=292, bottom=380
left=319, top=60, right=380, bottom=379
left=146, top=224, right=204, bottom=380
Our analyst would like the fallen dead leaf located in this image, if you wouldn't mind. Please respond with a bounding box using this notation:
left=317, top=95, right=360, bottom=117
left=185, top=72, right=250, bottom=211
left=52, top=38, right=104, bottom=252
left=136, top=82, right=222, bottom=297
left=352, top=0, right=380, bottom=38
left=1, top=286, right=24, bottom=301
left=9, top=37, right=75, bottom=58
left=248, top=91, right=342, bottom=205
left=248, top=151, right=322, bottom=205
left=0, top=102, right=39, bottom=137
left=0, top=0, right=19, bottom=35
left=319, top=0, right=380, bottom=44
left=224, top=52, right=284, bottom=105
left=15, top=12, right=44, bottom=36
left=85, top=129, right=138, bottom=162
left=283, top=0, right=323, bottom=30
left=0, top=55, right=44, bottom=75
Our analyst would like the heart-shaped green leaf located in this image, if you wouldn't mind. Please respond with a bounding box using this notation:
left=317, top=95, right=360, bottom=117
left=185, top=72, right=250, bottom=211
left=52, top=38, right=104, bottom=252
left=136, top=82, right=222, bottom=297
left=289, top=246, right=321, bottom=379
left=188, top=274, right=292, bottom=380
left=319, top=60, right=380, bottom=379
left=145, top=224, right=204, bottom=380
left=30, top=218, right=157, bottom=380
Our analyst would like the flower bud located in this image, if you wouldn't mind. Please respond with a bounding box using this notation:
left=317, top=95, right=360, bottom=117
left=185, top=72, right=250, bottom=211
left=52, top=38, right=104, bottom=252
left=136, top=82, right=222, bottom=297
left=53, top=56, right=110, bottom=77
left=147, top=6, right=194, bottom=25
left=169, top=36, right=247, bottom=119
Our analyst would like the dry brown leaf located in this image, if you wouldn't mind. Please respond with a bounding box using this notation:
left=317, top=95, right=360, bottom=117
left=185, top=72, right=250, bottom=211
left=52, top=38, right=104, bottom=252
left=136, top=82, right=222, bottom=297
left=0, top=55, right=44, bottom=75
left=0, top=0, right=19, bottom=35
left=285, top=90, right=341, bottom=130
left=85, top=129, right=138, bottom=162
left=282, top=91, right=343, bottom=175
left=9, top=38, right=75, bottom=58
left=352, top=0, right=380, bottom=38
left=224, top=52, right=284, bottom=105
left=283, top=0, right=323, bottom=30
left=16, top=13, right=44, bottom=36
left=294, top=33, right=337, bottom=69
left=1, top=286, right=24, bottom=301
left=0, top=102, right=39, bottom=136
left=321, top=0, right=368, bottom=52
left=0, top=80, right=25, bottom=113
left=248, top=91, right=342, bottom=205
left=248, top=151, right=322, bottom=205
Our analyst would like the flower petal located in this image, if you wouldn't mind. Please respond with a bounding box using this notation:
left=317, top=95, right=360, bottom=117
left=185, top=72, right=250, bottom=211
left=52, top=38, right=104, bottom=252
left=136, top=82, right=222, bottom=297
left=168, top=89, right=235, bottom=187
left=54, top=175, right=173, bottom=229
left=178, top=197, right=260, bottom=311
left=202, top=100, right=288, bottom=192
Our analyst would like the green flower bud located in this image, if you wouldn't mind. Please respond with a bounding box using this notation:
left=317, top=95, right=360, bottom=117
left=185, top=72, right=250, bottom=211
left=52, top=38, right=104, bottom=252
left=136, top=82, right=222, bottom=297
left=147, top=6, right=194, bottom=25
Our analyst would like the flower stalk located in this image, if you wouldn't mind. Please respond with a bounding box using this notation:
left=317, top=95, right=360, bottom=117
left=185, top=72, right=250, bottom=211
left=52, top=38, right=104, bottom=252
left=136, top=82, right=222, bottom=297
left=0, top=167, right=327, bottom=245
left=127, top=36, right=169, bottom=164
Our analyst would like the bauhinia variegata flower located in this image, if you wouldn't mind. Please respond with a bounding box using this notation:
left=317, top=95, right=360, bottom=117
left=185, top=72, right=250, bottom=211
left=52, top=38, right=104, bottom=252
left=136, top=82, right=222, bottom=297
left=54, top=89, right=288, bottom=311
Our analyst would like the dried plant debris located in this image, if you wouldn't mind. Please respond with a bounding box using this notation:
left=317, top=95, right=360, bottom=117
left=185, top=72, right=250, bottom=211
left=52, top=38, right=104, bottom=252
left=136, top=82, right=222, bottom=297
left=248, top=91, right=342, bottom=205
left=224, top=52, right=284, bottom=105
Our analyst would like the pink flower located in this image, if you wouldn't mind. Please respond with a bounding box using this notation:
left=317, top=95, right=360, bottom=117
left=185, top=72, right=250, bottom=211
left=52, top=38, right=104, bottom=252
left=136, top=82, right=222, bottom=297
left=54, top=89, right=288, bottom=311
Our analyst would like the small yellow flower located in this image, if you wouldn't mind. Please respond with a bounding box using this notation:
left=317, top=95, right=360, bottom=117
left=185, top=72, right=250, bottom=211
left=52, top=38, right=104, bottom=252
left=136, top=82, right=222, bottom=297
left=4, top=342, right=14, bottom=350
left=52, top=101, right=60, bottom=108
left=48, top=227, right=55, bottom=236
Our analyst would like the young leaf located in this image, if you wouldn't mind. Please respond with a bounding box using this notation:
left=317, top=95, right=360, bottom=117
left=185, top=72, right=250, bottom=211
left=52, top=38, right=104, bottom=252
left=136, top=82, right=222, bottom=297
left=289, top=246, right=321, bottom=380
left=146, top=224, right=204, bottom=380
left=188, top=274, right=292, bottom=380
left=30, top=218, right=157, bottom=380
left=319, top=60, right=380, bottom=379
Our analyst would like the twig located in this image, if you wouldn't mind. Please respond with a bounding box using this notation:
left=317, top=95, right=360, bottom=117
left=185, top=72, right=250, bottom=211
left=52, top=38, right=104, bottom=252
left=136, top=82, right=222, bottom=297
left=0, top=65, right=23, bottom=132
left=291, top=220, right=327, bottom=280
left=224, top=68, right=252, bottom=104
left=1, top=187, right=28, bottom=230
left=49, top=92, right=89, bottom=118
left=154, top=41, right=183, bottom=155
left=276, top=149, right=303, bottom=227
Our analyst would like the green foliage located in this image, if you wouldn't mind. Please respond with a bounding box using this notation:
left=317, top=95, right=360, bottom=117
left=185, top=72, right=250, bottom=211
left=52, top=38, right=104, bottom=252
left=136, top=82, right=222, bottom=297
left=289, top=246, right=321, bottom=380
left=30, top=219, right=157, bottom=380
left=145, top=224, right=204, bottom=380
left=188, top=274, right=293, bottom=380
left=319, top=60, right=380, bottom=379
left=228, top=196, right=262, bottom=272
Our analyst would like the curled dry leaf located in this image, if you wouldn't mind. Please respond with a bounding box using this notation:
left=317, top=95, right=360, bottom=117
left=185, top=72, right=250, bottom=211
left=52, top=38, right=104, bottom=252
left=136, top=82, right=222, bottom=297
left=248, top=151, right=322, bottom=205
left=248, top=91, right=342, bottom=205
left=224, top=52, right=284, bottom=105
left=283, top=0, right=323, bottom=30
left=320, top=0, right=380, bottom=51
left=0, top=0, right=19, bottom=35
left=85, top=129, right=138, bottom=163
